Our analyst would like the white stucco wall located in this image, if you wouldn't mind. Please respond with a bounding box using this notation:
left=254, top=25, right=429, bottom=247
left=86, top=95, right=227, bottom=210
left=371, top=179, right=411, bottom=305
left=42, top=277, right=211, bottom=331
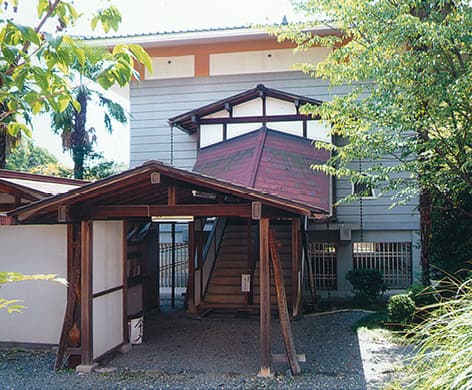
left=0, top=225, right=67, bottom=345
left=92, top=221, right=124, bottom=359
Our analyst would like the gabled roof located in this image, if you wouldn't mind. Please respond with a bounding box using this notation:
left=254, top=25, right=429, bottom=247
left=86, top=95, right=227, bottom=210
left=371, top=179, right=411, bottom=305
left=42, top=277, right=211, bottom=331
left=193, top=127, right=330, bottom=213
left=0, top=170, right=86, bottom=197
left=168, top=84, right=322, bottom=134
left=9, top=161, right=329, bottom=224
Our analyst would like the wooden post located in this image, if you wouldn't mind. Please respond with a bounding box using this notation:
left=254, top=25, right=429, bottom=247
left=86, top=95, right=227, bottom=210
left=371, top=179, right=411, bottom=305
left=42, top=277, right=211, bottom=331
left=122, top=221, right=129, bottom=344
left=187, top=221, right=195, bottom=312
left=259, top=217, right=272, bottom=377
left=80, top=220, right=93, bottom=367
left=171, top=223, right=176, bottom=308
left=291, top=218, right=301, bottom=317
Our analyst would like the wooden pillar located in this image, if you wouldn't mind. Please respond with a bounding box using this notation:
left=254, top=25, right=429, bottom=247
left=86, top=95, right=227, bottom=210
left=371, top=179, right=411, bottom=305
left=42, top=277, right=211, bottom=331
left=194, top=218, right=203, bottom=306
left=122, top=221, right=129, bottom=344
left=259, top=217, right=271, bottom=377
left=187, top=221, right=196, bottom=312
left=80, top=220, right=93, bottom=366
left=291, top=218, right=302, bottom=317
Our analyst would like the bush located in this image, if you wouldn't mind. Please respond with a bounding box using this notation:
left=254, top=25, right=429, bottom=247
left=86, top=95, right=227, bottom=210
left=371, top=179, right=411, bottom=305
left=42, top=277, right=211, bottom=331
left=407, top=284, right=439, bottom=307
left=387, top=294, right=416, bottom=325
left=346, top=268, right=386, bottom=306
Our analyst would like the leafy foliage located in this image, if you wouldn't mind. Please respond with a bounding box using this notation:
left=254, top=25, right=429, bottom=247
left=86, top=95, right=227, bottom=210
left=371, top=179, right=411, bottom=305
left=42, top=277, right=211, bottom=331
left=270, top=0, right=472, bottom=217
left=0, top=271, right=66, bottom=313
left=346, top=268, right=386, bottom=306
left=0, top=0, right=152, bottom=168
left=387, top=294, right=416, bottom=325
left=405, top=278, right=472, bottom=389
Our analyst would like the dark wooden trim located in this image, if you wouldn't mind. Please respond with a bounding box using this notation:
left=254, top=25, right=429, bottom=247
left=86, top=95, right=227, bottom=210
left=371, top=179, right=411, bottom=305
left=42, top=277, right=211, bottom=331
left=89, top=204, right=253, bottom=219
left=92, top=285, right=123, bottom=299
left=302, top=120, right=307, bottom=138
left=291, top=218, right=301, bottom=317
left=259, top=218, right=271, bottom=377
left=122, top=221, right=128, bottom=344
left=200, top=114, right=310, bottom=125
left=80, top=220, right=93, bottom=366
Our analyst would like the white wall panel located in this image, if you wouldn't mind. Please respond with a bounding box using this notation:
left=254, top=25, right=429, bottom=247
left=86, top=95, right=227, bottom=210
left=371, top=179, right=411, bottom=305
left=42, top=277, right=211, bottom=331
left=93, top=290, right=123, bottom=359
left=0, top=225, right=67, bottom=345
left=146, top=55, right=195, bottom=80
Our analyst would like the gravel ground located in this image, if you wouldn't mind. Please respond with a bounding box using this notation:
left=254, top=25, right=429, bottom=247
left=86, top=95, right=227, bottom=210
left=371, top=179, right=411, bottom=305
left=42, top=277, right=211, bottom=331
left=0, top=310, right=410, bottom=389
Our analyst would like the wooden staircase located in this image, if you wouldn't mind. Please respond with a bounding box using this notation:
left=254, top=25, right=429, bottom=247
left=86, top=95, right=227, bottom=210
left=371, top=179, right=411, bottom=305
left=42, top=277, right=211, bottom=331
left=202, top=222, right=293, bottom=311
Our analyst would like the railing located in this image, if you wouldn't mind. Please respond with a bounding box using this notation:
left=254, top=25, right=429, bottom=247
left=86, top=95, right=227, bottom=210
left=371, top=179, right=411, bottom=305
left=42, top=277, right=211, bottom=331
left=159, top=242, right=189, bottom=288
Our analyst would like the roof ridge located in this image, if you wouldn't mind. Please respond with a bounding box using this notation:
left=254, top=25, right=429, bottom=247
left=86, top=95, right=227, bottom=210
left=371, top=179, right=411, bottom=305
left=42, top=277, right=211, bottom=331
left=248, top=127, right=268, bottom=188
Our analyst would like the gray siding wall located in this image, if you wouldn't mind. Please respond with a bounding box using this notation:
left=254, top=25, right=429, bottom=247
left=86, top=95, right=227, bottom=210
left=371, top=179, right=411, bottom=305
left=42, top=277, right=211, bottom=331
left=130, top=71, right=418, bottom=231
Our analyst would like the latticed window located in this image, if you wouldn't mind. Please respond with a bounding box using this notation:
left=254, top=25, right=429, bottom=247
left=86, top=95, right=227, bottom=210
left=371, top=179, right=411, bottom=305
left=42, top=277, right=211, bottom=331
left=353, top=242, right=412, bottom=289
left=307, top=242, right=337, bottom=290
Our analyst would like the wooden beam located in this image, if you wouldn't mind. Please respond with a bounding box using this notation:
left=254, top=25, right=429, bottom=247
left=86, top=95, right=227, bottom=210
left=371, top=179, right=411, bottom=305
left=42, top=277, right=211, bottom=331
left=269, top=229, right=301, bottom=375
left=89, top=204, right=253, bottom=219
left=168, top=186, right=177, bottom=206
left=80, top=221, right=93, bottom=366
left=259, top=218, right=272, bottom=377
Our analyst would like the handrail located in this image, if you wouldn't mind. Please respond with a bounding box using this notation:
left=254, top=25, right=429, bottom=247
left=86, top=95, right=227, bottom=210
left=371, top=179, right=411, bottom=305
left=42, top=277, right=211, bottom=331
left=200, top=217, right=227, bottom=299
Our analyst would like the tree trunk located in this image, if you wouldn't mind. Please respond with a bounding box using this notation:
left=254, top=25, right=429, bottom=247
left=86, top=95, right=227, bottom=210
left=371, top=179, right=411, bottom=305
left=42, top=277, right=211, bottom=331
left=72, top=87, right=88, bottom=179
left=420, top=188, right=432, bottom=285
left=0, top=129, right=6, bottom=169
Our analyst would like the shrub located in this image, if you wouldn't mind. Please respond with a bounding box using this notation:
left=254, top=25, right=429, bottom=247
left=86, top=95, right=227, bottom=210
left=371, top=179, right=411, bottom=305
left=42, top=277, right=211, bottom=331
left=387, top=294, right=416, bottom=325
left=407, top=284, right=439, bottom=307
left=346, top=268, right=386, bottom=306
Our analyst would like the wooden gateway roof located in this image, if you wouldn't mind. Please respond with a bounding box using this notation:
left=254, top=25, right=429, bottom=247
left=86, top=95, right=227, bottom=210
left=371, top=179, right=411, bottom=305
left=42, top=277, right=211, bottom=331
left=193, top=127, right=331, bottom=213
left=168, top=84, right=323, bottom=134
left=8, top=161, right=329, bottom=224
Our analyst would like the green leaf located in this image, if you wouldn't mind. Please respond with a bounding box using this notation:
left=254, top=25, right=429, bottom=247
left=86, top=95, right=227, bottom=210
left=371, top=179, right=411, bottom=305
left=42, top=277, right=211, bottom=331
left=128, top=44, right=153, bottom=74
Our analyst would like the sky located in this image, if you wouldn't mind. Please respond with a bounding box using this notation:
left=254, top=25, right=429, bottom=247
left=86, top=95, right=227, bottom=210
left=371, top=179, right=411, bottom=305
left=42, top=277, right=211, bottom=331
left=9, top=0, right=301, bottom=167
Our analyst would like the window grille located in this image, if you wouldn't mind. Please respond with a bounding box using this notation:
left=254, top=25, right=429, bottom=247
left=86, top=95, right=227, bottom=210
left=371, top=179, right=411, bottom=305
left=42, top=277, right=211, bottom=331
left=307, top=242, right=337, bottom=290
left=353, top=242, right=412, bottom=289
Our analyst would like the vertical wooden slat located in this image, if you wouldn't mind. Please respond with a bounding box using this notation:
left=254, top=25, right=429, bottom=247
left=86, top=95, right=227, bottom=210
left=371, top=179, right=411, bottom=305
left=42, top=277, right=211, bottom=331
left=122, top=221, right=128, bottom=344
left=81, top=220, right=93, bottom=366
left=259, top=218, right=271, bottom=377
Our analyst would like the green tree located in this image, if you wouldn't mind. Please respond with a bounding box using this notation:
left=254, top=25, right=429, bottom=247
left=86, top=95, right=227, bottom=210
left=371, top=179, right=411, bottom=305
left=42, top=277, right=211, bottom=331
left=83, top=152, right=127, bottom=180
left=271, top=0, right=472, bottom=284
left=50, top=45, right=128, bottom=179
left=0, top=0, right=152, bottom=169
left=6, top=138, right=58, bottom=171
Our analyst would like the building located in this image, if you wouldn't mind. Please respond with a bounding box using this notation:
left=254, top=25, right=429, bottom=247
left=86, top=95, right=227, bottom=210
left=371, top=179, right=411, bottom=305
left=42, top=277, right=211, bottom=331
left=0, top=25, right=420, bottom=375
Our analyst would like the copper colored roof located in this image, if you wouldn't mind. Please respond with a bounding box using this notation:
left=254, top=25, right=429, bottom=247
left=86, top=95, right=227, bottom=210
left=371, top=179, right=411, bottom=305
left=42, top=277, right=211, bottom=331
left=193, top=127, right=331, bottom=213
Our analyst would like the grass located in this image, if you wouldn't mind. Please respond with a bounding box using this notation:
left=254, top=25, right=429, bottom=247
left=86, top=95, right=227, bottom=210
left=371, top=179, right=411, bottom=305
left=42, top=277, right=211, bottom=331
left=352, top=310, right=388, bottom=330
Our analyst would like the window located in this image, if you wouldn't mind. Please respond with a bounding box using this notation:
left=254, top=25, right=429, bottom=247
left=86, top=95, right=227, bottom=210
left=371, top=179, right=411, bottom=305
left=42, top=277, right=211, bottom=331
left=307, top=242, right=337, bottom=290
left=353, top=242, right=412, bottom=289
left=352, top=181, right=376, bottom=198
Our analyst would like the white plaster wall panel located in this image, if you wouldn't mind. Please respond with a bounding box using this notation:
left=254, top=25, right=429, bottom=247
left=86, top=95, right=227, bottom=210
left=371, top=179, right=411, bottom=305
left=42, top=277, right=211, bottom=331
left=265, top=97, right=297, bottom=115
left=232, top=98, right=262, bottom=117
left=200, top=124, right=223, bottom=147
left=93, top=290, right=123, bottom=359
left=209, top=47, right=331, bottom=76
left=227, top=123, right=262, bottom=139
left=92, top=221, right=123, bottom=294
left=145, top=55, right=195, bottom=80
left=203, top=110, right=230, bottom=119
left=0, top=225, right=67, bottom=344
left=307, top=120, right=332, bottom=143
left=265, top=121, right=303, bottom=137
